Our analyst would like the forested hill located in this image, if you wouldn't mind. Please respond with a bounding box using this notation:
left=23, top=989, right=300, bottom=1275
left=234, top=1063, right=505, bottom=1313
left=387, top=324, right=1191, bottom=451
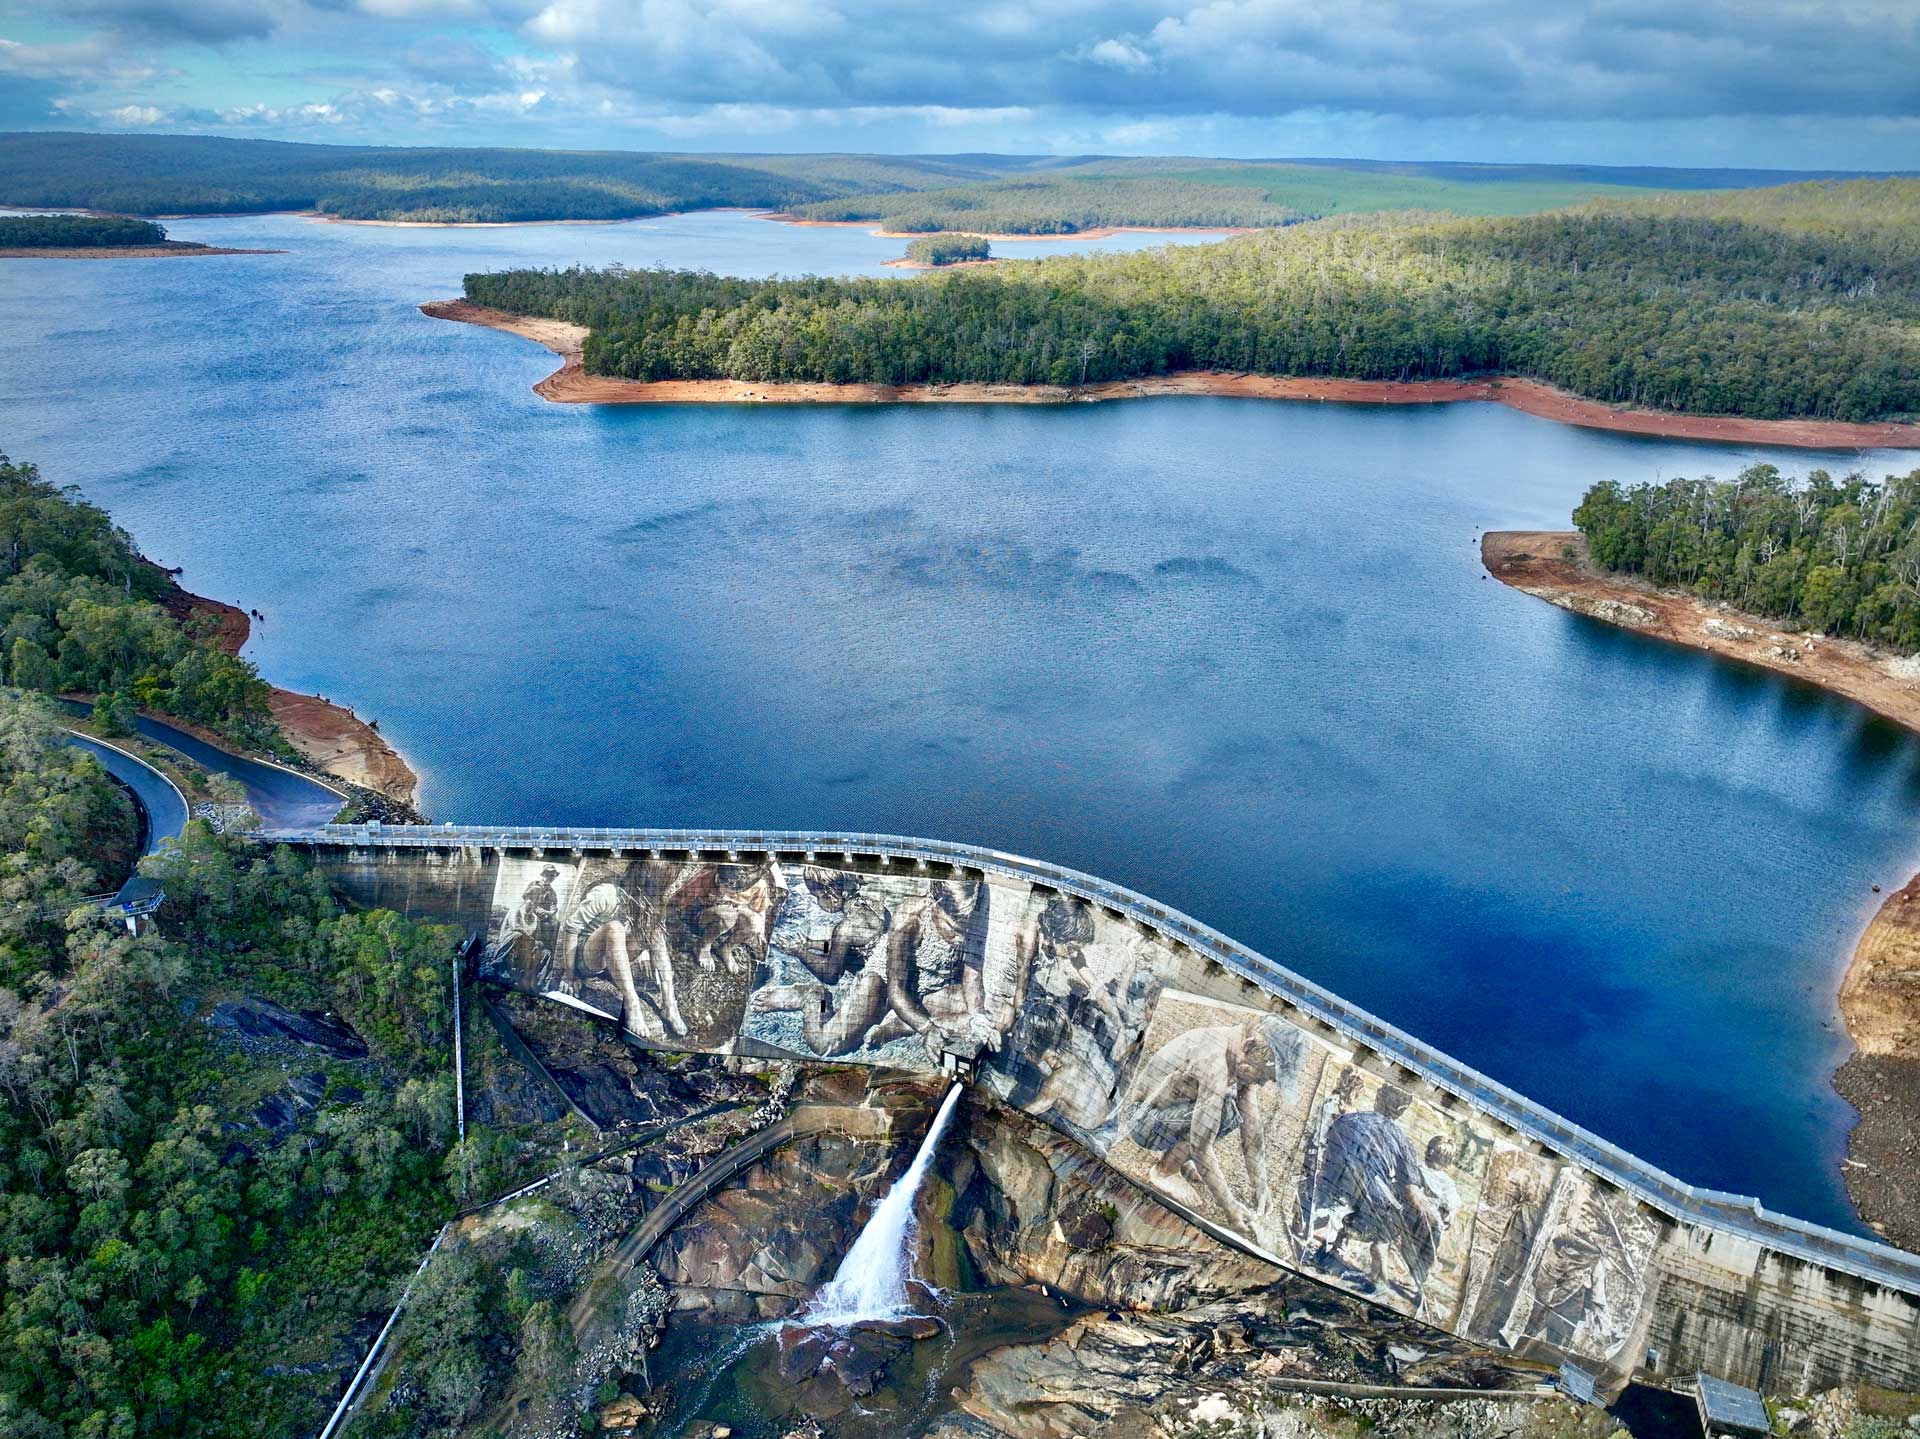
left=784, top=156, right=1905, bottom=234
left=0, top=134, right=1066, bottom=223
left=464, top=179, right=1920, bottom=423
left=1, top=134, right=1895, bottom=226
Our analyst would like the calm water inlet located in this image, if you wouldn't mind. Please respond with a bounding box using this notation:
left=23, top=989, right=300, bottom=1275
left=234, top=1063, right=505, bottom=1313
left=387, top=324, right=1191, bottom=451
left=2, top=210, right=1917, bottom=1233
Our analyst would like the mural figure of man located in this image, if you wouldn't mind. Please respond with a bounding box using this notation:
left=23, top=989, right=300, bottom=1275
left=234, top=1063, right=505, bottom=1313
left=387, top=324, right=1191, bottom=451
left=1515, top=1232, right=1608, bottom=1352
left=1121, top=1016, right=1306, bottom=1232
left=1465, top=1165, right=1549, bottom=1340
left=494, top=864, right=563, bottom=978
left=1304, top=1083, right=1447, bottom=1303
left=556, top=879, right=689, bottom=1042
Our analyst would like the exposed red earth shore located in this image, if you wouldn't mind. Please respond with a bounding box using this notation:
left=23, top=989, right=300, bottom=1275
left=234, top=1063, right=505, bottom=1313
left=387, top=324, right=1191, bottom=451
left=1482, top=531, right=1920, bottom=1250
left=153, top=571, right=419, bottom=804
left=423, top=299, right=1920, bottom=450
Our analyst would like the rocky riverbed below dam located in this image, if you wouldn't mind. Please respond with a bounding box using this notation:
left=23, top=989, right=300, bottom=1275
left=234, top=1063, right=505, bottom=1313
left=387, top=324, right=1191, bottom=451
left=334, top=991, right=1880, bottom=1439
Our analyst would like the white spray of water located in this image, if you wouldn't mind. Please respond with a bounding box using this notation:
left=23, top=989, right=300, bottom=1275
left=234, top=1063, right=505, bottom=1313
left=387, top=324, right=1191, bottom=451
left=806, top=1083, right=964, bottom=1326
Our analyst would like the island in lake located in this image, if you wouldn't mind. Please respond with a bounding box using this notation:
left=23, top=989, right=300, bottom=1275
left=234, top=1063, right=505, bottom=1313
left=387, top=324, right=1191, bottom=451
left=423, top=178, right=1920, bottom=450
left=0, top=211, right=280, bottom=258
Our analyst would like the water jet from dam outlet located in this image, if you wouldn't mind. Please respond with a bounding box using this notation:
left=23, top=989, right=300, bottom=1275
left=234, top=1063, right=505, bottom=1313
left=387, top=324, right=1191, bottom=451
left=806, top=1084, right=964, bottom=1327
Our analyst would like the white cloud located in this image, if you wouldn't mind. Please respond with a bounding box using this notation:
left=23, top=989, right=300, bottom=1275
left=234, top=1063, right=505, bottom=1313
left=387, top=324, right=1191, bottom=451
left=1084, top=37, right=1152, bottom=71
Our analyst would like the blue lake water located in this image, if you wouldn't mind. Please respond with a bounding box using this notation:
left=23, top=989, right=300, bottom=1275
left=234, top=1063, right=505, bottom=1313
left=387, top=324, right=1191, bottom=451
left=3, top=210, right=1917, bottom=1232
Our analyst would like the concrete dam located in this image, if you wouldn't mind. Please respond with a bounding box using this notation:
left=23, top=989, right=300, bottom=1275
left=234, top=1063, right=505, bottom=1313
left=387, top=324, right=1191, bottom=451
left=261, top=821, right=1920, bottom=1400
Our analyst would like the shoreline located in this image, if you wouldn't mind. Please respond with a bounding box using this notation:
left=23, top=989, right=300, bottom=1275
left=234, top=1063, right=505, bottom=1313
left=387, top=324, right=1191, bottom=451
left=423, top=299, right=1920, bottom=450
left=151, top=569, right=419, bottom=805
left=0, top=243, right=283, bottom=259
left=760, top=213, right=1256, bottom=243
left=881, top=255, right=1000, bottom=271
left=1482, top=530, right=1920, bottom=1249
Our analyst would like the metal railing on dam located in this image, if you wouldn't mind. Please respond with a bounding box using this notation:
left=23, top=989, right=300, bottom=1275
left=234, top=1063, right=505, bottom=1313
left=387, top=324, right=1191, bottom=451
left=258, top=820, right=1920, bottom=1302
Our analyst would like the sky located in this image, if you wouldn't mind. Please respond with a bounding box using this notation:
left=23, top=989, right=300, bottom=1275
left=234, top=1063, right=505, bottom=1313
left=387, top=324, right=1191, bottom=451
left=0, top=0, right=1916, bottom=168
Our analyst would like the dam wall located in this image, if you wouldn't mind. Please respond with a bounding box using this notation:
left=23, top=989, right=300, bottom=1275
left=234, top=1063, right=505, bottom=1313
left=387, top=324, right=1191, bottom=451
left=267, top=823, right=1920, bottom=1399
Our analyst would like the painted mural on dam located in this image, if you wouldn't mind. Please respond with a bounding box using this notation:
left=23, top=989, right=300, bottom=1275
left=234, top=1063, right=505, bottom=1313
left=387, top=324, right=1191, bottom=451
left=479, top=851, right=1668, bottom=1388
left=485, top=854, right=781, bottom=1049
left=741, top=866, right=1028, bottom=1069
left=483, top=858, right=1028, bottom=1069
left=966, top=887, right=1666, bottom=1387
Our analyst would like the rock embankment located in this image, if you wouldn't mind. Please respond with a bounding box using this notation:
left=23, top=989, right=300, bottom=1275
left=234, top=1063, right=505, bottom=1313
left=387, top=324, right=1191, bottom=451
left=1836, top=875, right=1920, bottom=1252
left=1482, top=531, right=1920, bottom=1250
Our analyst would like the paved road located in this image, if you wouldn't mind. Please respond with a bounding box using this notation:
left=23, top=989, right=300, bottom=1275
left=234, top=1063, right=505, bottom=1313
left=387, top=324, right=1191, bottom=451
left=58, top=701, right=344, bottom=828
left=60, top=732, right=188, bottom=909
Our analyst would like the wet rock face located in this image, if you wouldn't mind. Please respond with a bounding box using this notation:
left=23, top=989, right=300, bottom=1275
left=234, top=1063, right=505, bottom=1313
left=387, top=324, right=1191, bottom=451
left=953, top=1292, right=1564, bottom=1439
left=943, top=1102, right=1278, bottom=1311
left=206, top=996, right=368, bottom=1057
left=653, top=1127, right=910, bottom=1321
left=495, top=992, right=766, bottom=1130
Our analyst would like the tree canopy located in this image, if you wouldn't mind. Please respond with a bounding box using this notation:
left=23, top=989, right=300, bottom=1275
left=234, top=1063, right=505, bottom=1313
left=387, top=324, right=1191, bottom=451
left=904, top=235, right=991, bottom=265
left=1575, top=464, right=1920, bottom=651
left=0, top=453, right=276, bottom=745
left=464, top=180, right=1920, bottom=422
left=0, top=214, right=168, bottom=248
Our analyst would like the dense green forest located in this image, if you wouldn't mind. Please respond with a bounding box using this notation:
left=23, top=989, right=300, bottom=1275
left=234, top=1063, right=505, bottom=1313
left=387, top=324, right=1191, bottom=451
left=784, top=156, right=1898, bottom=233
left=905, top=234, right=991, bottom=265
left=798, top=174, right=1310, bottom=232
left=464, top=179, right=1920, bottom=422
left=0, top=688, right=489, bottom=1434
left=0, top=134, right=1888, bottom=226
left=0, top=214, right=168, bottom=247
left=0, top=454, right=276, bottom=745
left=1575, top=465, right=1920, bottom=650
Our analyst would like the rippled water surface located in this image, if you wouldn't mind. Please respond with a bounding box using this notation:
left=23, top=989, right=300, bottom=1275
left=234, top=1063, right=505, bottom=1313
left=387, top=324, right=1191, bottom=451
left=3, top=210, right=1917, bottom=1231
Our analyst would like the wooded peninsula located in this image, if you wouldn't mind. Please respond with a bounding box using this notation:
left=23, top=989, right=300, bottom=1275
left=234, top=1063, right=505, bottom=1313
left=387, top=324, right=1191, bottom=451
left=462, top=179, right=1919, bottom=422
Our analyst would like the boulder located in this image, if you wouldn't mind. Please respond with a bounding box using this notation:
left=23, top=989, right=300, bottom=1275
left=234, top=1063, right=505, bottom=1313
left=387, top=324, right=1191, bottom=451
left=852, top=1315, right=943, bottom=1341
left=208, top=997, right=368, bottom=1058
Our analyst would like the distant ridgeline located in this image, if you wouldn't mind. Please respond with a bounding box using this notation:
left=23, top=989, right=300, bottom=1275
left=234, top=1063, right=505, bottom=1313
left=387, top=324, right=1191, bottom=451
left=786, top=156, right=1903, bottom=234
left=0, top=134, right=1082, bottom=225
left=464, top=179, right=1920, bottom=420
left=0, top=134, right=1897, bottom=227
left=0, top=213, right=167, bottom=247
left=1576, top=465, right=1920, bottom=651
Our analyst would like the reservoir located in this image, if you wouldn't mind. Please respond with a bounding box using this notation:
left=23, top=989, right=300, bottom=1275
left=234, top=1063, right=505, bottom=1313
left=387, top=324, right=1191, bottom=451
left=2, top=210, right=1916, bottom=1233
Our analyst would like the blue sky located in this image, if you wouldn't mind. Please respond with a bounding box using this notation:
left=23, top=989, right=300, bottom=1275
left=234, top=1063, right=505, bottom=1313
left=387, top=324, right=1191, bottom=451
left=1, top=0, right=1916, bottom=167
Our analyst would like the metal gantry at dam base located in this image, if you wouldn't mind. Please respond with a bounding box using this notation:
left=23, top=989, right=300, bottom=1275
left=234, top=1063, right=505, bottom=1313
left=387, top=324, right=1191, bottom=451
left=262, top=821, right=1920, bottom=1294
left=259, top=826, right=1920, bottom=1398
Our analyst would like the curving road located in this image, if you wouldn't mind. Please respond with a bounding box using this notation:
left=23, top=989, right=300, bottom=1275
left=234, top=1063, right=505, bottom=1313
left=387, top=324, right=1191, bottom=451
left=58, top=701, right=344, bottom=828
left=60, top=732, right=188, bottom=910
